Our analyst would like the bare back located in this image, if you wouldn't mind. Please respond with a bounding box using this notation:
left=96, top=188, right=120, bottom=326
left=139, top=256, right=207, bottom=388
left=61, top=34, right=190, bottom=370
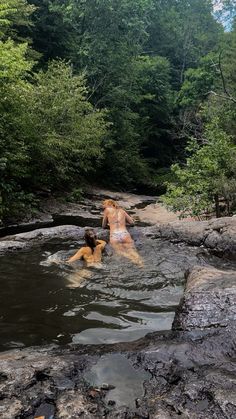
left=67, top=240, right=106, bottom=264
left=102, top=203, right=143, bottom=266
left=102, top=207, right=134, bottom=233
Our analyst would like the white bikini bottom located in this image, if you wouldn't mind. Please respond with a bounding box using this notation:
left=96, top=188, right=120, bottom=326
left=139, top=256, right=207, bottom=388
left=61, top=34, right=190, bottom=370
left=110, top=230, right=131, bottom=242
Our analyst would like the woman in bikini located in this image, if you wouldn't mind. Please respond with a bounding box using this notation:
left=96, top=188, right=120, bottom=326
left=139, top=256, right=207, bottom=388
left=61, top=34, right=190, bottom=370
left=102, top=199, right=143, bottom=266
left=67, top=228, right=106, bottom=266
left=66, top=228, right=106, bottom=288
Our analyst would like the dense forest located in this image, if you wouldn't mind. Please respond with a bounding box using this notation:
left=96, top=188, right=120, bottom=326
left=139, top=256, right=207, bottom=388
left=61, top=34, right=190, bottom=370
left=0, top=0, right=236, bottom=222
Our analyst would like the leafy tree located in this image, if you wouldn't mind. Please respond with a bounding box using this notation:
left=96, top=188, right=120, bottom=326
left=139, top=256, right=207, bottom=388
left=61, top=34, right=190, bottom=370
left=0, top=60, right=108, bottom=221
left=0, top=1, right=35, bottom=221
left=18, top=61, right=108, bottom=189
left=164, top=120, right=236, bottom=217
left=26, top=0, right=226, bottom=188
left=26, top=0, right=72, bottom=63
left=0, top=0, right=34, bottom=39
left=145, top=0, right=223, bottom=87
left=1, top=0, right=236, bottom=221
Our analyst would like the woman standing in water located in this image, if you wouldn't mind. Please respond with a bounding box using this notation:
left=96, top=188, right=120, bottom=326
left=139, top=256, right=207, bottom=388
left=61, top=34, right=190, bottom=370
left=102, top=199, right=143, bottom=266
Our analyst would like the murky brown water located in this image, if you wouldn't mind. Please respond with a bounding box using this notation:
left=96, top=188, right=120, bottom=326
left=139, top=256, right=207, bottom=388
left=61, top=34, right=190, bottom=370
left=0, top=234, right=202, bottom=351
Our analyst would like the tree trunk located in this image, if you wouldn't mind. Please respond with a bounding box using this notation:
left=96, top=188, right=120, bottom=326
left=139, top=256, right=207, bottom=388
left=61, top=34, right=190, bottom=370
left=227, top=199, right=230, bottom=216
left=214, top=194, right=220, bottom=218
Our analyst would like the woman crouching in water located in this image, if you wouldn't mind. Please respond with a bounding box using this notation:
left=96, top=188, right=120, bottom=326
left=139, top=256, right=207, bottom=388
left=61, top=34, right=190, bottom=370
left=102, top=199, right=143, bottom=267
left=66, top=228, right=106, bottom=288
left=67, top=228, right=106, bottom=266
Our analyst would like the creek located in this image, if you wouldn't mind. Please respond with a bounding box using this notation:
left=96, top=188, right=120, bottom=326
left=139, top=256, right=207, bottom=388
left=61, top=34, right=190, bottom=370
left=1, top=204, right=236, bottom=417
left=0, top=230, right=204, bottom=351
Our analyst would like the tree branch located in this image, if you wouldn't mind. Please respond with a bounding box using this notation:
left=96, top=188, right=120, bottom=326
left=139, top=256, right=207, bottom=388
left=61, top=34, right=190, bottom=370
left=206, top=90, right=236, bottom=104
left=213, top=50, right=236, bottom=104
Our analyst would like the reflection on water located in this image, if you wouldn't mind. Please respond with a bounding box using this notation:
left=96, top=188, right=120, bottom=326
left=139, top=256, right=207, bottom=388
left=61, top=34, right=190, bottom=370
left=0, top=235, right=201, bottom=350
left=72, top=311, right=175, bottom=344
left=83, top=353, right=151, bottom=407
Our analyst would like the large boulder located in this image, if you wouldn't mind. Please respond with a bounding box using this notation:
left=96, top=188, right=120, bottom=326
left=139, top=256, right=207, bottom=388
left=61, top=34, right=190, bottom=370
left=0, top=225, right=88, bottom=254
left=1, top=225, right=84, bottom=242
left=173, top=265, right=236, bottom=330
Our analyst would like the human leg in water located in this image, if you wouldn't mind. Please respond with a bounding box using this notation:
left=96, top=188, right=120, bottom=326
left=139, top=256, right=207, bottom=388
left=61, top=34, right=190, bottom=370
left=110, top=232, right=143, bottom=267
left=66, top=268, right=92, bottom=288
left=113, top=243, right=143, bottom=267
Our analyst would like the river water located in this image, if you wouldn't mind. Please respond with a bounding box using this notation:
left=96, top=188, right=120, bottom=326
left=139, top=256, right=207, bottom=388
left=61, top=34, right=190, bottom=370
left=0, top=230, right=205, bottom=351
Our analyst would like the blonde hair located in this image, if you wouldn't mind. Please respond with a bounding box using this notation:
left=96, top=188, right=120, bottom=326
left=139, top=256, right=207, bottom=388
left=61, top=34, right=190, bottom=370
left=103, top=199, right=119, bottom=209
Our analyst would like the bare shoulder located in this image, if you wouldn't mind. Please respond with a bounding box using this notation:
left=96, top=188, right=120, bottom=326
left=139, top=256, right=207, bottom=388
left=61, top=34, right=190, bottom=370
left=103, top=207, right=110, bottom=216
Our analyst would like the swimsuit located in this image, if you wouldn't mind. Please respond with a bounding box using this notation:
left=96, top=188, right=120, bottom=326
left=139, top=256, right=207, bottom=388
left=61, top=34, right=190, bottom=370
left=110, top=230, right=131, bottom=242
left=106, top=209, right=132, bottom=243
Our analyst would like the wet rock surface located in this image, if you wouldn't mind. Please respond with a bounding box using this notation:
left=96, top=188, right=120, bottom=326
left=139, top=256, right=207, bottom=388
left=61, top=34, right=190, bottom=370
left=173, top=265, right=236, bottom=330
left=1, top=258, right=236, bottom=418
left=147, top=216, right=236, bottom=257
left=0, top=188, right=157, bottom=237
left=0, top=323, right=235, bottom=419
left=0, top=225, right=85, bottom=254
left=1, top=192, right=236, bottom=418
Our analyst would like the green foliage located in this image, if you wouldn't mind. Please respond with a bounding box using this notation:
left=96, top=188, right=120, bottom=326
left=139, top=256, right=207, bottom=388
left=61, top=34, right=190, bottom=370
left=0, top=39, right=33, bottom=81
left=0, top=59, right=108, bottom=220
left=0, top=0, right=35, bottom=38
left=19, top=61, right=108, bottom=187
left=145, top=0, right=223, bottom=87
left=67, top=187, right=84, bottom=203
left=164, top=121, right=236, bottom=217
left=1, top=0, right=236, bottom=221
left=178, top=53, right=219, bottom=108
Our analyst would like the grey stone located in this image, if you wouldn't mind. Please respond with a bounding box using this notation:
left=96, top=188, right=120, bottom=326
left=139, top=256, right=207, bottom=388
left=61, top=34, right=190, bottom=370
left=0, top=240, right=28, bottom=254
left=173, top=265, right=236, bottom=330
left=146, top=216, right=236, bottom=257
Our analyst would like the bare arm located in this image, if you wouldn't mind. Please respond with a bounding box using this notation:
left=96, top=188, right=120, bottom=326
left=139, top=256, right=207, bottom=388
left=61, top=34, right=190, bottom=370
left=125, top=211, right=134, bottom=225
left=93, top=240, right=106, bottom=262
left=67, top=248, right=85, bottom=263
left=102, top=209, right=108, bottom=229
left=96, top=239, right=107, bottom=250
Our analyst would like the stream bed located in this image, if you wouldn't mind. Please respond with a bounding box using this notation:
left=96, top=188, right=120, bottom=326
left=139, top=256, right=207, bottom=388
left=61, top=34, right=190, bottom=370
left=1, top=217, right=236, bottom=418
left=0, top=232, right=205, bottom=351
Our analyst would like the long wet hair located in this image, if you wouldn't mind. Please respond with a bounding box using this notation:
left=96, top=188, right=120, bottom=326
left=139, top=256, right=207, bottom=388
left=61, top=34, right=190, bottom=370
left=84, top=228, right=97, bottom=250
left=103, top=199, right=119, bottom=209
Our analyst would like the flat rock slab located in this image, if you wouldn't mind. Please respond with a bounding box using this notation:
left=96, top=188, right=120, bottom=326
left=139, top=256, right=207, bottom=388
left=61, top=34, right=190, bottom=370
left=134, top=203, right=194, bottom=225
left=86, top=187, right=157, bottom=207
left=173, top=265, right=236, bottom=330
left=0, top=225, right=86, bottom=254
left=0, top=324, right=236, bottom=419
left=0, top=240, right=29, bottom=254
left=1, top=225, right=84, bottom=242
left=53, top=210, right=102, bottom=227
left=0, top=225, right=111, bottom=254
left=146, top=216, right=236, bottom=256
